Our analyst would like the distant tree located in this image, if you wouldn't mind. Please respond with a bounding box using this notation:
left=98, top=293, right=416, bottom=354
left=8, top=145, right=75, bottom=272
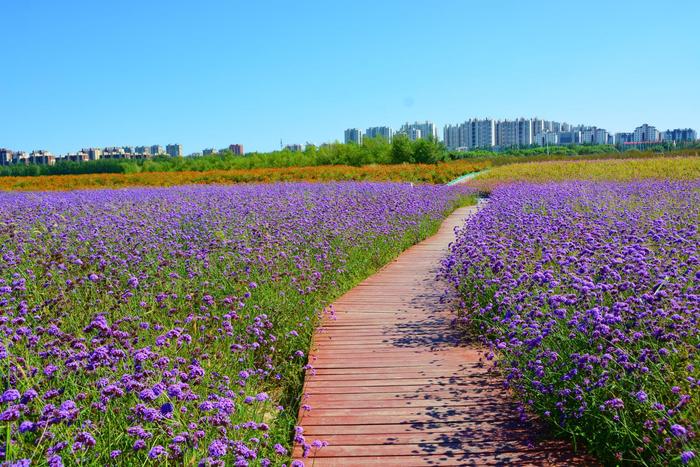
left=390, top=135, right=414, bottom=163
left=362, top=136, right=392, bottom=164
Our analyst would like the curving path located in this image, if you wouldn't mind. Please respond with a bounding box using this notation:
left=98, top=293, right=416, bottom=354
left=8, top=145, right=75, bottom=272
left=294, top=205, right=594, bottom=466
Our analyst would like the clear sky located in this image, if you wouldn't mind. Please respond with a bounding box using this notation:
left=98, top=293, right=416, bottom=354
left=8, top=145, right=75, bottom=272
left=2, top=0, right=699, bottom=154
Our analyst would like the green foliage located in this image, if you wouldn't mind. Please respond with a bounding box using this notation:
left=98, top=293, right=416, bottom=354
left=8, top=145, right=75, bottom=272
left=0, top=137, right=442, bottom=177
left=3, top=138, right=699, bottom=178
left=449, top=144, right=619, bottom=159
left=390, top=135, right=413, bottom=163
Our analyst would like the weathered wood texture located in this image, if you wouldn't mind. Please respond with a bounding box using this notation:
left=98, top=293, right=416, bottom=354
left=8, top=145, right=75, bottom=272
left=295, top=206, right=595, bottom=466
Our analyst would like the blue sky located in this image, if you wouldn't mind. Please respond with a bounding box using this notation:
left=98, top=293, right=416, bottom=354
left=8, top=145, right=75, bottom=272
left=2, top=0, right=699, bottom=154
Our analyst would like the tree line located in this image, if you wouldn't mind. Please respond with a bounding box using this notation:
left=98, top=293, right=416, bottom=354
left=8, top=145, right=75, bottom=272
left=1, top=137, right=697, bottom=178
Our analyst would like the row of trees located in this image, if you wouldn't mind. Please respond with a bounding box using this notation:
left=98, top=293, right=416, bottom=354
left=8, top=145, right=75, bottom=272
left=2, top=137, right=696, bottom=177
left=0, top=136, right=447, bottom=177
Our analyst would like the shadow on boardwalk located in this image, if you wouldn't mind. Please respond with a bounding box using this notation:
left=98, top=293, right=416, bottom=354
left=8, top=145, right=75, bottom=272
left=294, top=206, right=596, bottom=466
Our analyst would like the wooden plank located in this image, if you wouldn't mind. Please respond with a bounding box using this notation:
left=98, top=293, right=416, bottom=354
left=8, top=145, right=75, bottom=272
left=302, top=430, right=535, bottom=445
left=301, top=420, right=534, bottom=436
left=293, top=205, right=594, bottom=465
left=291, top=451, right=595, bottom=467
left=292, top=439, right=575, bottom=458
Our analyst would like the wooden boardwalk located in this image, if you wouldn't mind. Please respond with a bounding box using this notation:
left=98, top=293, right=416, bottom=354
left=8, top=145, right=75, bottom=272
left=294, top=206, right=593, bottom=466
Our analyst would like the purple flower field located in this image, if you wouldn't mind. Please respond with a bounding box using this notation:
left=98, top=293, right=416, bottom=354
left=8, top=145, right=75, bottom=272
left=442, top=181, right=699, bottom=465
left=0, top=182, right=471, bottom=466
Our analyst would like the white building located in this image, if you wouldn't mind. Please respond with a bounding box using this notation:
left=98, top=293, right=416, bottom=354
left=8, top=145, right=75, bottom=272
left=405, top=128, right=422, bottom=141
left=535, top=132, right=559, bottom=146
left=365, top=126, right=394, bottom=142
left=531, top=118, right=545, bottom=141
left=135, top=146, right=151, bottom=156
left=496, top=118, right=532, bottom=147
left=580, top=127, right=595, bottom=144
left=0, top=148, right=12, bottom=166
left=400, top=121, right=438, bottom=141
left=12, top=151, right=29, bottom=165
left=166, top=144, right=183, bottom=157
left=344, top=128, right=363, bottom=145
left=594, top=128, right=609, bottom=145
left=662, top=128, right=697, bottom=142
left=557, top=131, right=582, bottom=145
left=443, top=124, right=462, bottom=150
left=463, top=119, right=496, bottom=149
left=633, top=124, right=660, bottom=143
left=150, top=145, right=165, bottom=155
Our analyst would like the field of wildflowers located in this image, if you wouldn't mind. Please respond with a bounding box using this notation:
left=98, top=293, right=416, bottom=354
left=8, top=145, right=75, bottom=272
left=470, top=156, right=700, bottom=191
left=0, top=160, right=489, bottom=192
left=0, top=182, right=473, bottom=465
left=442, top=181, right=699, bottom=464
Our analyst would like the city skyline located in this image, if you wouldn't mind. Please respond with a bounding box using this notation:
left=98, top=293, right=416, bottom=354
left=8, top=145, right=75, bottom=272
left=2, top=0, right=699, bottom=155
left=2, top=116, right=696, bottom=167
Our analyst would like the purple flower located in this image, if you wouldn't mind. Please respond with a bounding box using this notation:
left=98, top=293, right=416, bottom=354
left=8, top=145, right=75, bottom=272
left=148, top=445, right=166, bottom=459
left=9, top=459, right=30, bottom=467
left=681, top=451, right=695, bottom=464
left=670, top=424, right=687, bottom=438
left=19, top=421, right=35, bottom=433
left=160, top=402, right=174, bottom=415
left=273, top=443, right=287, bottom=455
left=209, top=439, right=228, bottom=457
left=2, top=389, right=20, bottom=402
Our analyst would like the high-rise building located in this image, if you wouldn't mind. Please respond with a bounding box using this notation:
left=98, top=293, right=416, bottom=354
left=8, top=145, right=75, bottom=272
left=284, top=144, right=303, bottom=152
left=102, top=147, right=127, bottom=159
left=594, top=128, right=609, bottom=145
left=662, top=128, right=697, bottom=142
left=135, top=146, right=151, bottom=156
left=82, top=148, right=102, bottom=160
left=365, top=126, right=393, bottom=142
left=166, top=144, right=183, bottom=157
left=443, top=124, right=462, bottom=150
left=614, top=133, right=633, bottom=145
left=229, top=144, right=244, bottom=155
left=150, top=145, right=164, bottom=156
left=496, top=118, right=532, bottom=147
left=580, top=127, right=595, bottom=144
left=444, top=119, right=497, bottom=150
left=464, top=119, right=496, bottom=149
left=65, top=152, right=89, bottom=163
left=203, top=148, right=217, bottom=156
left=633, top=124, right=660, bottom=143
left=405, top=128, right=422, bottom=141
left=517, top=119, right=533, bottom=146
left=531, top=119, right=545, bottom=141
left=0, top=148, right=13, bottom=166
left=535, top=132, right=559, bottom=146
left=122, top=146, right=135, bottom=154
left=557, top=131, right=582, bottom=145
left=344, top=128, right=363, bottom=145
left=399, top=121, right=438, bottom=141
left=496, top=120, right=516, bottom=147
left=12, top=151, right=28, bottom=165
left=29, top=150, right=55, bottom=165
